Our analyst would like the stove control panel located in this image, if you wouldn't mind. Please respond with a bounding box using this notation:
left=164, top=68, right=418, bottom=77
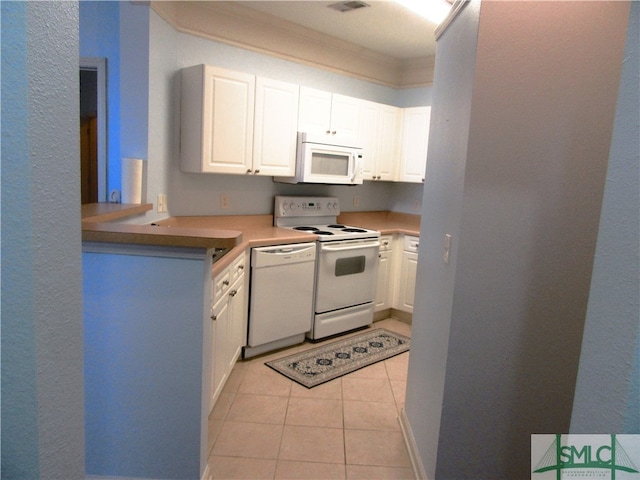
left=274, top=196, right=340, bottom=218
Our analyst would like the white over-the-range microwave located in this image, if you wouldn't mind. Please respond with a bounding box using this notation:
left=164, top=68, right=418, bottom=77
left=274, top=132, right=364, bottom=185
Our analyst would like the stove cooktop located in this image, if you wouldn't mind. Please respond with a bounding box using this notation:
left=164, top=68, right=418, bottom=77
left=274, top=196, right=379, bottom=241
left=287, top=223, right=379, bottom=241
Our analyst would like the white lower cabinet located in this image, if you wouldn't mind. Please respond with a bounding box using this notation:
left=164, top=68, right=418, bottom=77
left=395, top=235, right=419, bottom=314
left=210, top=252, right=248, bottom=412
left=375, top=235, right=394, bottom=312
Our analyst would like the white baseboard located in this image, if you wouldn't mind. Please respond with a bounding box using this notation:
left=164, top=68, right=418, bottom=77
left=201, top=463, right=212, bottom=480
left=398, top=408, right=429, bottom=480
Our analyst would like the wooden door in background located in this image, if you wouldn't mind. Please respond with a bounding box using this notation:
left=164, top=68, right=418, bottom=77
left=81, top=115, right=98, bottom=204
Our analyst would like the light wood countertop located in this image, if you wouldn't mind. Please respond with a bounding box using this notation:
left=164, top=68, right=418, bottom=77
left=81, top=209, right=420, bottom=274
left=81, top=203, right=243, bottom=251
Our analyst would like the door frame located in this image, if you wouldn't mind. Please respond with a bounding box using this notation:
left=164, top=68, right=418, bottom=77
left=80, top=57, right=107, bottom=202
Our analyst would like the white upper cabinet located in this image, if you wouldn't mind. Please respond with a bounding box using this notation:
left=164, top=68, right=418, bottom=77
left=298, top=87, right=359, bottom=139
left=297, top=87, right=331, bottom=135
left=253, top=77, right=299, bottom=177
left=180, top=64, right=255, bottom=174
left=371, top=104, right=402, bottom=181
left=398, top=106, right=431, bottom=183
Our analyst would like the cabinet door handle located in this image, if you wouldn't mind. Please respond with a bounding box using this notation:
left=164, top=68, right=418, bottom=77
left=254, top=169, right=260, bottom=174
left=238, top=264, right=244, bottom=270
left=211, top=314, right=217, bottom=321
left=229, top=289, right=237, bottom=297
left=246, top=169, right=252, bottom=174
left=222, top=280, right=230, bottom=286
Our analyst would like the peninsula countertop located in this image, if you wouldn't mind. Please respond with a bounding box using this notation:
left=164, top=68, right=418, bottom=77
left=81, top=203, right=242, bottom=251
left=81, top=205, right=420, bottom=274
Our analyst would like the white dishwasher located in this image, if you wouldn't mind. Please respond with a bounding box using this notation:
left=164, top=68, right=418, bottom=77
left=243, top=242, right=316, bottom=359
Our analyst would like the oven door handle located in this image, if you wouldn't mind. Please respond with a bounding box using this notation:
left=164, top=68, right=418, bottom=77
left=319, top=240, right=380, bottom=252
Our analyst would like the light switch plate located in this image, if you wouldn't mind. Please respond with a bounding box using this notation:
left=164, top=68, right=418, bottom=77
left=443, top=234, right=452, bottom=264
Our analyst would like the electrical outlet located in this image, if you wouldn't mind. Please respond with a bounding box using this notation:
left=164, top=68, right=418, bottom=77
left=353, top=195, right=360, bottom=208
left=157, top=194, right=167, bottom=213
left=220, top=194, right=230, bottom=209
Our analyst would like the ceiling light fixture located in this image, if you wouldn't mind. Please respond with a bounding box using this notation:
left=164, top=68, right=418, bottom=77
left=394, top=0, right=451, bottom=25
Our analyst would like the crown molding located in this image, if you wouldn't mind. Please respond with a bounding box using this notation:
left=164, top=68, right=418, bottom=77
left=151, top=1, right=433, bottom=88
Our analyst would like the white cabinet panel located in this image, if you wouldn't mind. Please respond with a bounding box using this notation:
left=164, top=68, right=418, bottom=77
left=209, top=252, right=247, bottom=413
left=399, top=106, right=431, bottom=183
left=297, top=86, right=332, bottom=135
left=393, top=235, right=419, bottom=314
left=375, top=235, right=394, bottom=311
left=180, top=64, right=255, bottom=174
left=298, top=87, right=359, bottom=139
left=253, top=77, right=299, bottom=176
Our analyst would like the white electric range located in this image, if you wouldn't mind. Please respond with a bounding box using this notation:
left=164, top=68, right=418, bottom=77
left=274, top=196, right=380, bottom=340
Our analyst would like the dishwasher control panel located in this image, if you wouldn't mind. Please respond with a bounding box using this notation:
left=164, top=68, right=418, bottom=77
left=251, top=242, right=317, bottom=268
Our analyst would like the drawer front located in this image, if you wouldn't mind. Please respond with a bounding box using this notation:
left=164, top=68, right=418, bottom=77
left=379, top=235, right=393, bottom=252
left=403, top=235, right=419, bottom=253
left=213, top=270, right=231, bottom=300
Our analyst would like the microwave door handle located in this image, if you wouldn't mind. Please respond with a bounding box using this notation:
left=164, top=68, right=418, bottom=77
left=351, top=153, right=359, bottom=183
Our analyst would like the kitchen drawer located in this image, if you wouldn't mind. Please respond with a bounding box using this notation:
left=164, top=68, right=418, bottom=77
left=230, top=253, right=246, bottom=284
left=403, top=235, right=419, bottom=253
left=213, top=269, right=231, bottom=300
left=379, top=235, right=393, bottom=252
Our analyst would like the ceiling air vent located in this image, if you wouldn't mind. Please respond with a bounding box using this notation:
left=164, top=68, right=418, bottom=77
left=328, top=1, right=371, bottom=13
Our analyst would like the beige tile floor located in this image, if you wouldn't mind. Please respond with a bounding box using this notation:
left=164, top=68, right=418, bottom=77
left=208, top=318, right=413, bottom=480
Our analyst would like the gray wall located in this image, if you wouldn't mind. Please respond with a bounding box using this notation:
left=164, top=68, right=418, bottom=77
left=571, top=2, right=640, bottom=434
left=1, top=1, right=85, bottom=477
left=405, top=1, right=634, bottom=479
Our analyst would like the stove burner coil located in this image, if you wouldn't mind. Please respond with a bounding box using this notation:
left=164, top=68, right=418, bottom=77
left=293, top=226, right=319, bottom=231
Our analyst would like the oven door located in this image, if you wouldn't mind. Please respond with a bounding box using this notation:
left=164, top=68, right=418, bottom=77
left=315, top=238, right=380, bottom=313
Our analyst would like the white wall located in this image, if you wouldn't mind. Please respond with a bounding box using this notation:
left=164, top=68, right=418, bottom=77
left=405, top=2, right=633, bottom=478
left=1, top=1, right=85, bottom=477
left=571, top=2, right=640, bottom=434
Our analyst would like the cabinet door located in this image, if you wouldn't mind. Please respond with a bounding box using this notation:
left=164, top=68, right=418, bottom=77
left=298, top=86, right=332, bottom=135
left=375, top=249, right=392, bottom=311
left=180, top=65, right=256, bottom=175
left=397, top=251, right=418, bottom=313
left=227, top=274, right=246, bottom=372
left=358, top=100, right=382, bottom=181
left=211, top=295, right=229, bottom=411
left=377, top=105, right=401, bottom=181
left=253, top=77, right=299, bottom=176
left=399, top=106, right=431, bottom=183
left=330, top=94, right=360, bottom=139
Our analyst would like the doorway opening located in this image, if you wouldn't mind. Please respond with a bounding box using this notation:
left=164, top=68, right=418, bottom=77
left=80, top=57, right=107, bottom=204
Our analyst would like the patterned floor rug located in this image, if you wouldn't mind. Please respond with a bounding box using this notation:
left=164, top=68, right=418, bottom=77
left=265, top=328, right=410, bottom=388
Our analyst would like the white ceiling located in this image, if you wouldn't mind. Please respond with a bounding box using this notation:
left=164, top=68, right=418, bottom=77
left=229, top=1, right=439, bottom=61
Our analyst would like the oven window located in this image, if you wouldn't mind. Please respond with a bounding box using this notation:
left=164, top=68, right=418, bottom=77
left=335, top=256, right=365, bottom=276
left=311, top=152, right=350, bottom=176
